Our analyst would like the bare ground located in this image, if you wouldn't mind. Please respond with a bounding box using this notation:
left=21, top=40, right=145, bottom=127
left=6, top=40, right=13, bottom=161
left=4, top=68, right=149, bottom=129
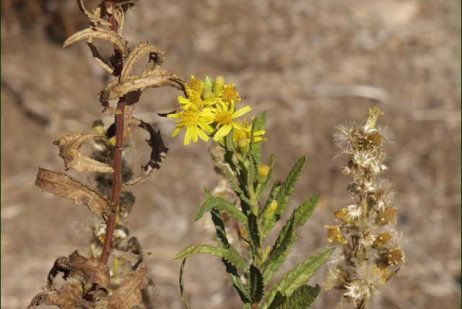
left=1, top=1, right=460, bottom=308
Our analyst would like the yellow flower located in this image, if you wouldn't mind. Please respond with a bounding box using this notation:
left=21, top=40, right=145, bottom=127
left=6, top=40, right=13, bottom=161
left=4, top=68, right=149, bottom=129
left=222, top=84, right=241, bottom=104
left=178, top=76, right=216, bottom=110
left=168, top=108, right=214, bottom=145
left=211, top=101, right=252, bottom=141
left=233, top=120, right=265, bottom=148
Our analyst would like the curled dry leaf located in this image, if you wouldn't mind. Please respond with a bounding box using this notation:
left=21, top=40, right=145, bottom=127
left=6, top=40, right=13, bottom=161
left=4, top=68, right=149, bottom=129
left=87, top=42, right=115, bottom=74
left=28, top=284, right=91, bottom=309
left=125, top=119, right=168, bottom=186
left=108, top=266, right=147, bottom=309
left=100, top=68, right=184, bottom=103
left=120, top=42, right=165, bottom=82
left=77, top=0, right=112, bottom=27
left=63, top=27, right=128, bottom=57
left=53, top=133, right=114, bottom=173
left=36, top=168, right=111, bottom=217
left=67, top=251, right=111, bottom=290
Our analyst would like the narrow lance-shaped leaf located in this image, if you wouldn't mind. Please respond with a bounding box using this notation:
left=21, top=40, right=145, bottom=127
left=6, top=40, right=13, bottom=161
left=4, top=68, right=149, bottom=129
left=210, top=210, right=250, bottom=303
left=247, top=265, right=264, bottom=303
left=248, top=214, right=261, bottom=250
left=175, top=245, right=247, bottom=271
left=264, top=247, right=334, bottom=307
left=195, top=190, right=246, bottom=224
left=35, top=168, right=111, bottom=217
left=275, top=156, right=306, bottom=218
left=267, top=285, right=320, bottom=309
left=53, top=133, right=114, bottom=173
left=261, top=215, right=296, bottom=284
left=293, top=196, right=319, bottom=228
left=261, top=197, right=319, bottom=283
left=63, top=27, right=128, bottom=57
left=179, top=259, right=192, bottom=309
left=262, top=157, right=306, bottom=235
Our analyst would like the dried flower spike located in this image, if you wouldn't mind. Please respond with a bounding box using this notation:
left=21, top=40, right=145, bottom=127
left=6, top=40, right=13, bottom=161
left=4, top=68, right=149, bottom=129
left=326, top=107, right=405, bottom=309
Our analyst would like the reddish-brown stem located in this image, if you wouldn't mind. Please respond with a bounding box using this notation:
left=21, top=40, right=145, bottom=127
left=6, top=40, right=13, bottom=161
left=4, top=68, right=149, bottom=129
left=100, top=97, right=126, bottom=264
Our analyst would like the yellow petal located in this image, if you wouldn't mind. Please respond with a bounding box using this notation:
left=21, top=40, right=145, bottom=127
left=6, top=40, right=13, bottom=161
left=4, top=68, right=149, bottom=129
left=213, top=125, right=232, bottom=141
left=232, top=105, right=251, bottom=119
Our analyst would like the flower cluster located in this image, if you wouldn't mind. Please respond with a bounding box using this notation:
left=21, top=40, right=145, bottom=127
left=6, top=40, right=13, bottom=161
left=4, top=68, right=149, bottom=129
left=168, top=76, right=265, bottom=147
left=325, top=107, right=404, bottom=308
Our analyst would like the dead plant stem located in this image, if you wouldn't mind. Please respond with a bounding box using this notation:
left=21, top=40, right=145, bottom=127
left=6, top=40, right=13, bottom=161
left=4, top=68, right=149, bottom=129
left=100, top=97, right=126, bottom=264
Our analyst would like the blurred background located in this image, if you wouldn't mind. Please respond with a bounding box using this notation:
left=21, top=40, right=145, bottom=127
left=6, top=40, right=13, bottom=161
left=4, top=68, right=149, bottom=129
left=1, top=0, right=460, bottom=308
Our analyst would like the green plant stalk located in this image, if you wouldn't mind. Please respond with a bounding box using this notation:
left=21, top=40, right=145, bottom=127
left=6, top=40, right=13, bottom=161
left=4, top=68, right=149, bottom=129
left=100, top=97, right=126, bottom=264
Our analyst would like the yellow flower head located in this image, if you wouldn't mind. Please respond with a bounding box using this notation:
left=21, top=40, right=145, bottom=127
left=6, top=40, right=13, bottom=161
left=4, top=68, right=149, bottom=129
left=222, top=84, right=241, bottom=104
left=233, top=120, right=265, bottom=149
left=168, top=108, right=214, bottom=145
left=211, top=101, right=252, bottom=142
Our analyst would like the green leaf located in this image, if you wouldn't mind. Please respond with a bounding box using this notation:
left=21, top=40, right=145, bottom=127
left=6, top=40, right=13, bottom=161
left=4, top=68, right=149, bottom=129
left=247, top=264, right=264, bottom=303
left=275, top=156, right=306, bottom=218
left=179, top=259, right=191, bottom=309
left=175, top=245, right=248, bottom=271
left=210, top=210, right=250, bottom=303
left=261, top=157, right=306, bottom=236
left=248, top=214, right=261, bottom=250
left=264, top=247, right=334, bottom=306
left=267, top=285, right=320, bottom=309
left=261, top=215, right=296, bottom=283
left=293, top=196, right=319, bottom=228
left=195, top=190, right=246, bottom=224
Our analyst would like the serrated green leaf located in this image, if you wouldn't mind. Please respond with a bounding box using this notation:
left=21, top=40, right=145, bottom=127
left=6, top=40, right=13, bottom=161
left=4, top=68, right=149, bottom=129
left=275, top=156, right=306, bottom=217
left=195, top=190, right=246, bottom=224
left=293, top=196, right=319, bottom=228
left=210, top=210, right=250, bottom=303
left=261, top=157, right=306, bottom=236
left=175, top=245, right=247, bottom=271
left=247, top=264, right=264, bottom=303
left=264, top=247, right=334, bottom=306
left=261, top=215, right=296, bottom=283
left=267, top=285, right=320, bottom=309
left=248, top=214, right=261, bottom=250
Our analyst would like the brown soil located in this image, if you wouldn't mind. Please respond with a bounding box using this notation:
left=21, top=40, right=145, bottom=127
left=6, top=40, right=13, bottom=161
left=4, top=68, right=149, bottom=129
left=2, top=1, right=460, bottom=308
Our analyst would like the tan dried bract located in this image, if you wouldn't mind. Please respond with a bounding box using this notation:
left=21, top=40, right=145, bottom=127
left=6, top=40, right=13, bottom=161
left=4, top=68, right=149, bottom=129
left=108, top=266, right=148, bottom=309
left=53, top=133, right=114, bottom=173
left=101, top=68, right=184, bottom=103
left=63, top=26, right=129, bottom=57
left=35, top=168, right=111, bottom=217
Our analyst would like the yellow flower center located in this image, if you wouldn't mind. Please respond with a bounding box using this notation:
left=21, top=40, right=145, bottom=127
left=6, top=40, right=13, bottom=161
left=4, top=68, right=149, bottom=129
left=215, top=111, right=233, bottom=125
left=182, top=110, right=200, bottom=126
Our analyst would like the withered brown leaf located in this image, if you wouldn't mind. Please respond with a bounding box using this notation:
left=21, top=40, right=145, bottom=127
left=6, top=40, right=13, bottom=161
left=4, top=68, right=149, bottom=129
left=120, top=42, right=164, bottom=82
left=125, top=119, right=168, bottom=186
left=67, top=251, right=111, bottom=290
left=101, top=68, right=184, bottom=102
left=28, top=284, right=92, bottom=309
left=53, top=133, right=114, bottom=173
left=63, top=27, right=128, bottom=57
left=108, top=266, right=147, bottom=309
left=36, top=168, right=111, bottom=217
